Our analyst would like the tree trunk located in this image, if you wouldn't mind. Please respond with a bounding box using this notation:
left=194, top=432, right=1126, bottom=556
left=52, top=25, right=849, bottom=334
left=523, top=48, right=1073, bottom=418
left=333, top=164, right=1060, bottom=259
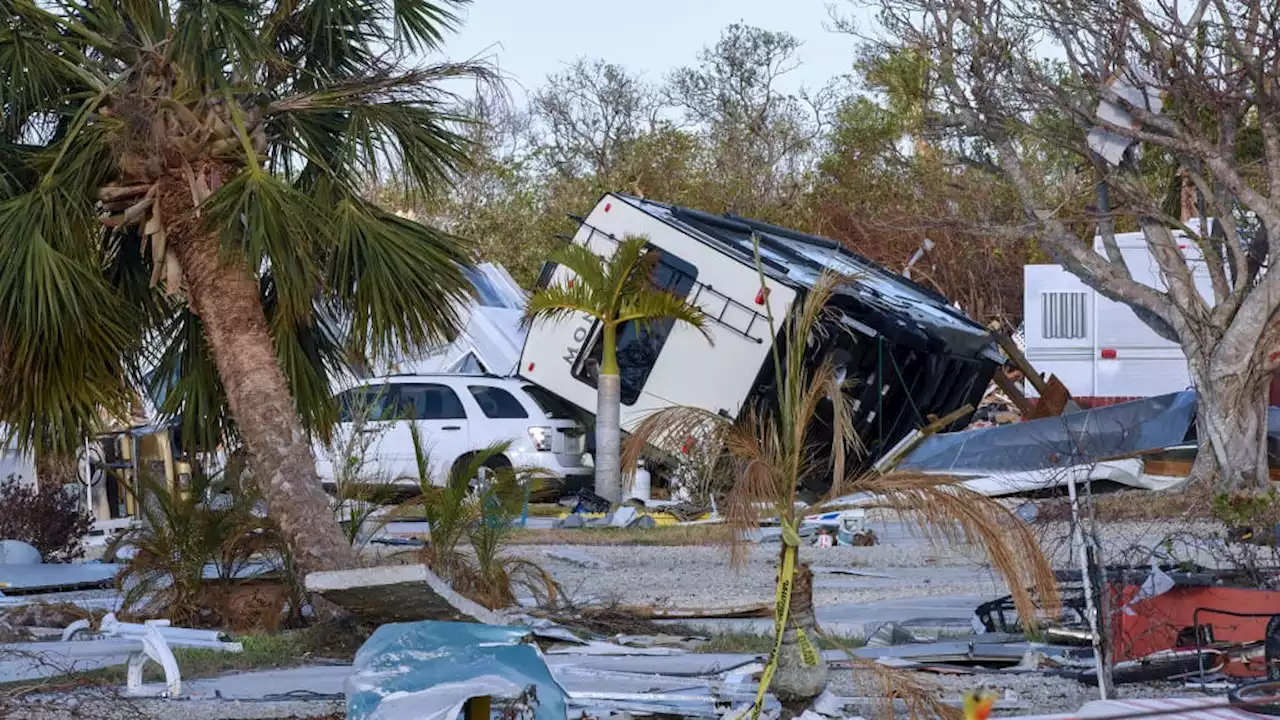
left=1191, top=357, right=1271, bottom=492
left=35, top=451, right=79, bottom=491
left=595, top=373, right=622, bottom=503
left=172, top=231, right=359, bottom=577
left=773, top=559, right=828, bottom=708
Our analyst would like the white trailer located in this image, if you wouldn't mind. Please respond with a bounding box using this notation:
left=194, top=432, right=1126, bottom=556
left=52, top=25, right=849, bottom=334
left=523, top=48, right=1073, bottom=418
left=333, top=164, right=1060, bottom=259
left=519, top=193, right=1002, bottom=485
left=1023, top=225, right=1212, bottom=403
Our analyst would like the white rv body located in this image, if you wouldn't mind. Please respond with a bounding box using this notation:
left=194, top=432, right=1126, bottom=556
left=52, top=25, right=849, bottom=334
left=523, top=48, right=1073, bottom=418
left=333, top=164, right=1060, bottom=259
left=519, top=195, right=795, bottom=431
left=1023, top=226, right=1213, bottom=400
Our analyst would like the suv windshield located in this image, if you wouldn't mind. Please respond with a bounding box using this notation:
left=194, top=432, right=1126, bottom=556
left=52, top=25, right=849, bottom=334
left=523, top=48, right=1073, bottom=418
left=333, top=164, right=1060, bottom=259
left=521, top=384, right=577, bottom=420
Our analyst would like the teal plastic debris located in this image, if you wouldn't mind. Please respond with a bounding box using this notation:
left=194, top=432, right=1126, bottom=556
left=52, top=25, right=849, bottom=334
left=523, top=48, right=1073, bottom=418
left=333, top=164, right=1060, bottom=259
left=345, top=621, right=569, bottom=720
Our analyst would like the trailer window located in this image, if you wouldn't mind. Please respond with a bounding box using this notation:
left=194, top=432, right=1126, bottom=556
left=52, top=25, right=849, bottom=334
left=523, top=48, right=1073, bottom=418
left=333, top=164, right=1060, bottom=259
left=573, top=248, right=698, bottom=405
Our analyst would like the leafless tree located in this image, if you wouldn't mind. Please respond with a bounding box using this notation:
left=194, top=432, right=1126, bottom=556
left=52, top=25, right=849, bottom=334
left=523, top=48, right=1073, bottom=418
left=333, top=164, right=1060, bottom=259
left=845, top=0, right=1280, bottom=490
left=531, top=59, right=661, bottom=181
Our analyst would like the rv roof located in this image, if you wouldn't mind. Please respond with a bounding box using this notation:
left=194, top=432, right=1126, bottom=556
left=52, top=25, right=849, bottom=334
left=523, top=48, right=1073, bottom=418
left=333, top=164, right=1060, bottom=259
left=613, top=194, right=1001, bottom=362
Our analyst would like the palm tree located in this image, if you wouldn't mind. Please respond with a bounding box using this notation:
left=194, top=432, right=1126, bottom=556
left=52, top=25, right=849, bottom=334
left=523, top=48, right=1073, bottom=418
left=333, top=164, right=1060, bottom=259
left=524, top=236, right=709, bottom=502
left=0, top=0, right=484, bottom=575
left=625, top=270, right=1059, bottom=712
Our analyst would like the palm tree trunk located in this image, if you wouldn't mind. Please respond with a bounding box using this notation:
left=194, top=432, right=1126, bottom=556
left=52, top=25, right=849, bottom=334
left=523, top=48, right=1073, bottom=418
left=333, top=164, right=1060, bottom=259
left=595, top=374, right=622, bottom=503
left=773, top=557, right=829, bottom=708
left=172, top=231, right=358, bottom=578
left=595, top=323, right=623, bottom=503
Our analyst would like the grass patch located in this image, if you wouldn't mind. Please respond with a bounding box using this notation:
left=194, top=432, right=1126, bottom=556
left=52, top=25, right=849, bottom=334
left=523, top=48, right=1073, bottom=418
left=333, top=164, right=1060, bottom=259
left=0, top=625, right=360, bottom=698
left=507, top=524, right=730, bottom=546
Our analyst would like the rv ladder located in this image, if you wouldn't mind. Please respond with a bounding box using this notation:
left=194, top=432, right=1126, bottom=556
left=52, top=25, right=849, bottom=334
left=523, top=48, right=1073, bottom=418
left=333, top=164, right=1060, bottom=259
left=569, top=218, right=767, bottom=344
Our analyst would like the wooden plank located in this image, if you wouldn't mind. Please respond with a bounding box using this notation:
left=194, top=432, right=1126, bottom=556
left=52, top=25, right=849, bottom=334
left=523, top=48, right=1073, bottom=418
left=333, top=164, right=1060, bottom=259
left=1028, top=375, right=1072, bottom=419
left=990, top=329, right=1050, bottom=396
left=991, top=368, right=1034, bottom=416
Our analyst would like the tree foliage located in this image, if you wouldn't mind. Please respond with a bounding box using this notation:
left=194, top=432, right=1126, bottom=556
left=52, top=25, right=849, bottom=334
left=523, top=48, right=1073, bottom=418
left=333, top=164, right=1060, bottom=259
left=0, top=0, right=488, bottom=456
left=378, top=22, right=1036, bottom=329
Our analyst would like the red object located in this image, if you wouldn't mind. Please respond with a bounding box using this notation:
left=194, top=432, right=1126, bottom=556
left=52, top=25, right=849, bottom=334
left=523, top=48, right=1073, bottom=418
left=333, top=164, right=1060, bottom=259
left=527, top=363, right=535, bottom=372
left=755, top=288, right=768, bottom=305
left=1100, top=348, right=1118, bottom=359
left=604, top=203, right=611, bottom=212
left=1112, top=583, right=1280, bottom=677
left=1270, top=373, right=1280, bottom=406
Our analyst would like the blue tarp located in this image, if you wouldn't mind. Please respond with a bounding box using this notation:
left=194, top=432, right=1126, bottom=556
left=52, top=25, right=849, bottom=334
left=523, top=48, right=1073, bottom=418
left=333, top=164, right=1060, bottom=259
left=346, top=621, right=568, bottom=720
left=901, top=391, right=1199, bottom=473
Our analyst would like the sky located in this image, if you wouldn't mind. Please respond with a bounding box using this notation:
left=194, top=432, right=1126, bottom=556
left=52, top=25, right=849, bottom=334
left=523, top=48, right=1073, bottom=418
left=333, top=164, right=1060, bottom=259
left=443, top=0, right=872, bottom=102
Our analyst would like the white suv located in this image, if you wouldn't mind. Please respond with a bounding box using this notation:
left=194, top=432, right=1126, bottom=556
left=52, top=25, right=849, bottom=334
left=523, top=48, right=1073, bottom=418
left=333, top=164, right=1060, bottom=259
left=315, top=374, right=589, bottom=487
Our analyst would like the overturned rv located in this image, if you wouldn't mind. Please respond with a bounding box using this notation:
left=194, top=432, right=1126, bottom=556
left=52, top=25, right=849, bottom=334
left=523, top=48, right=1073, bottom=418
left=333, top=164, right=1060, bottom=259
left=519, top=194, right=1002, bottom=488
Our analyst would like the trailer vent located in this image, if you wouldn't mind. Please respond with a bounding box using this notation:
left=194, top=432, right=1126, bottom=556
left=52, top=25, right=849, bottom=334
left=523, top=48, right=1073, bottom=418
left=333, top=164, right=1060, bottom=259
left=1041, top=291, right=1088, bottom=339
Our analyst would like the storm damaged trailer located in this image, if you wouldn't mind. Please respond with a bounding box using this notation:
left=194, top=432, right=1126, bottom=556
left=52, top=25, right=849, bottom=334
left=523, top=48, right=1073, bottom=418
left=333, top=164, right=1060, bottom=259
left=518, top=193, right=1002, bottom=488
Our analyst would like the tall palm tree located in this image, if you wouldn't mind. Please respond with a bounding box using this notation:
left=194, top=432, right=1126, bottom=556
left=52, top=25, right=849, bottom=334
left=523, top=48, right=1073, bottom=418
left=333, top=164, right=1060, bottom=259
left=524, top=236, right=709, bottom=502
left=625, top=270, right=1059, bottom=712
left=0, top=0, right=483, bottom=575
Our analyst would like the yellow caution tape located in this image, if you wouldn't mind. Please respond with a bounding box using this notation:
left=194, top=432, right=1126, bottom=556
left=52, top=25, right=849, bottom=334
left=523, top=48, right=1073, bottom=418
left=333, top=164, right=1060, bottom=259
left=750, top=520, right=801, bottom=720
left=796, top=628, right=820, bottom=667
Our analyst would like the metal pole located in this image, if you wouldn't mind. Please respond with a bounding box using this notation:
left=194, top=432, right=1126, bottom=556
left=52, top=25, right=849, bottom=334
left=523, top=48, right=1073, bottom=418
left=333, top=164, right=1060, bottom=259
left=1067, top=471, right=1111, bottom=698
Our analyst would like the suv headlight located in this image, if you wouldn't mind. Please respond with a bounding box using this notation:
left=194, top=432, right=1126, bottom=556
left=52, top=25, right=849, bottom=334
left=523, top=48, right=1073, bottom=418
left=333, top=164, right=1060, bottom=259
left=527, top=426, right=553, bottom=452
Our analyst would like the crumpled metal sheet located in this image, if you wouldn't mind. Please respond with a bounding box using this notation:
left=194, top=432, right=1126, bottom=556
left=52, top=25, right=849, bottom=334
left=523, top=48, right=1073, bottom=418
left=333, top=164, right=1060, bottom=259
left=345, top=621, right=568, bottom=720
left=899, top=391, right=1198, bottom=474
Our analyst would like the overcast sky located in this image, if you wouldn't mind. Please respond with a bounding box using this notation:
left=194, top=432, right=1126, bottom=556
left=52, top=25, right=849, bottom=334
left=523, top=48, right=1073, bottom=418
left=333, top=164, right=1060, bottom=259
left=444, top=0, right=871, bottom=101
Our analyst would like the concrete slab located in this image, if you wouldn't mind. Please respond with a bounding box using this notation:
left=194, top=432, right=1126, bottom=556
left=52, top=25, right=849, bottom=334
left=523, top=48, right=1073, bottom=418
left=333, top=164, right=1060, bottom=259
left=305, top=564, right=503, bottom=625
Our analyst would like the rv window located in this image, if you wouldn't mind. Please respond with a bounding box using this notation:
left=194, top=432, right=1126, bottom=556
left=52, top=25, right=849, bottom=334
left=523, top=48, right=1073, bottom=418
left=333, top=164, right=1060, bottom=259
left=573, top=248, right=698, bottom=405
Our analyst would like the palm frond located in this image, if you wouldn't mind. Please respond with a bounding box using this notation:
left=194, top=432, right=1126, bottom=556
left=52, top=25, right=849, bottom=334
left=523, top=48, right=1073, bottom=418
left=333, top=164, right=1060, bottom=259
left=835, top=471, right=1061, bottom=628
left=325, top=196, right=471, bottom=362
left=602, top=235, right=650, bottom=303
left=545, top=240, right=607, bottom=295
left=847, top=656, right=960, bottom=720
left=618, top=288, right=712, bottom=336
left=0, top=5, right=84, bottom=140
left=388, top=0, right=465, bottom=53
left=621, top=405, right=728, bottom=474
left=262, top=274, right=349, bottom=444
left=146, top=306, right=236, bottom=453
left=203, top=168, right=323, bottom=324
left=0, top=190, right=139, bottom=456
left=521, top=280, right=602, bottom=328
left=169, top=0, right=263, bottom=81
